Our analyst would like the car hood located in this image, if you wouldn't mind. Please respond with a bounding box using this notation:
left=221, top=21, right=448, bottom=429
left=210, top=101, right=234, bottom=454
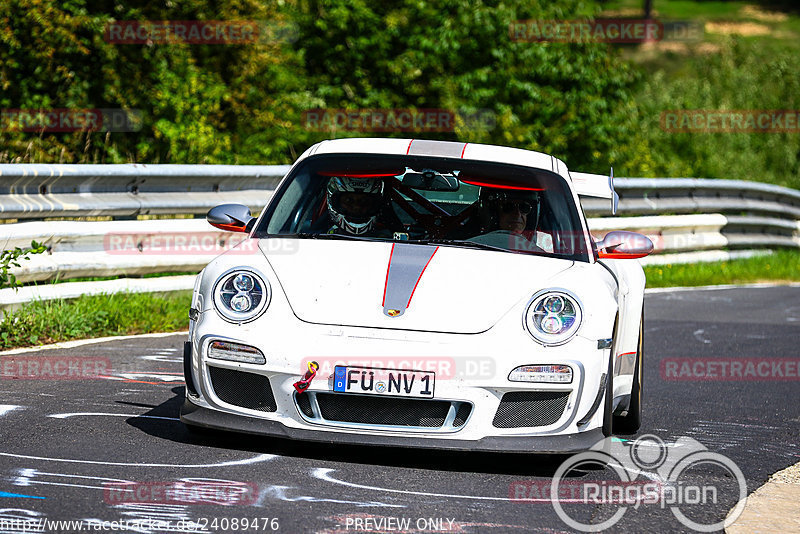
left=260, top=239, right=574, bottom=334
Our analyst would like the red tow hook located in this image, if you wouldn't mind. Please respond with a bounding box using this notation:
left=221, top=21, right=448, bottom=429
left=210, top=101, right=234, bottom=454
left=293, top=361, right=319, bottom=394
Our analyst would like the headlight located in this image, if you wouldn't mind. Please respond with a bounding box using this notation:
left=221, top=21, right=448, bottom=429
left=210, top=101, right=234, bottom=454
left=523, top=289, right=582, bottom=345
left=212, top=269, right=271, bottom=323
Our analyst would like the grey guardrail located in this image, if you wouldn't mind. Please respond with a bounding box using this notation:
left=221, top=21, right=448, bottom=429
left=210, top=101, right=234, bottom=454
left=0, top=164, right=290, bottom=218
left=2, top=165, right=799, bottom=219
left=1, top=164, right=798, bottom=307
left=582, top=178, right=800, bottom=218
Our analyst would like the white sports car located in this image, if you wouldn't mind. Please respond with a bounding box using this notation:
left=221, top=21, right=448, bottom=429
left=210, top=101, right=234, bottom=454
left=181, top=138, right=652, bottom=453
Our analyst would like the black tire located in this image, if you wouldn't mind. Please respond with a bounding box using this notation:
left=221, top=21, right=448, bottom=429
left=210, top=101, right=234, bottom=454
left=613, top=317, right=643, bottom=434
left=602, top=348, right=614, bottom=437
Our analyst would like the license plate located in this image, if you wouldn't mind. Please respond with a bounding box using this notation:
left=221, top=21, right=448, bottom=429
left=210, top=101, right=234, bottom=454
left=333, top=366, right=435, bottom=398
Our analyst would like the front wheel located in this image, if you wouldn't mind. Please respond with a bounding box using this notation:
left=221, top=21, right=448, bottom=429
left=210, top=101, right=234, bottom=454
left=613, top=317, right=643, bottom=434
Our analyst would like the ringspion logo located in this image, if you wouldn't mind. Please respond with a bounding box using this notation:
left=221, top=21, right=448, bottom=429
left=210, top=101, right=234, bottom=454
left=543, top=435, right=748, bottom=532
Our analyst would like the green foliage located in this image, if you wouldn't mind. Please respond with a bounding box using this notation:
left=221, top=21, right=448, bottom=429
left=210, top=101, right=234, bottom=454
left=293, top=0, right=641, bottom=170
left=0, top=241, right=47, bottom=291
left=1, top=0, right=642, bottom=169
left=1, top=0, right=798, bottom=187
left=622, top=38, right=800, bottom=188
left=644, top=249, right=800, bottom=288
left=0, top=291, right=191, bottom=349
left=0, top=0, right=309, bottom=164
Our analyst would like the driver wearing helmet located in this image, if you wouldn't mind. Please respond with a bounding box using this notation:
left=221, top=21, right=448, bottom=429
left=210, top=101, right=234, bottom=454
left=326, top=176, right=398, bottom=237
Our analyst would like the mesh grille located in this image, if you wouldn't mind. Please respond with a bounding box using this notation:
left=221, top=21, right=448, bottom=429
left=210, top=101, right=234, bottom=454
left=453, top=403, right=472, bottom=427
left=295, top=392, right=314, bottom=417
left=208, top=366, right=277, bottom=412
left=315, top=393, right=450, bottom=427
left=492, top=391, right=569, bottom=428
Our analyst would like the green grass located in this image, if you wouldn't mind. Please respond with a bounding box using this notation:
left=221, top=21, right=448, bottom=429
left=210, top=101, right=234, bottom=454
left=0, top=291, right=191, bottom=349
left=645, top=249, right=800, bottom=288
left=600, top=0, right=767, bottom=19
left=35, top=272, right=197, bottom=285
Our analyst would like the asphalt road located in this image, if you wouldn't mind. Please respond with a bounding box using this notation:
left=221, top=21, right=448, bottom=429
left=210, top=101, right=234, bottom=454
left=0, top=286, right=798, bottom=534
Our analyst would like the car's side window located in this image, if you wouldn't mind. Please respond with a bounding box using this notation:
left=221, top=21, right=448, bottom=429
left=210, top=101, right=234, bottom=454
left=267, top=172, right=311, bottom=234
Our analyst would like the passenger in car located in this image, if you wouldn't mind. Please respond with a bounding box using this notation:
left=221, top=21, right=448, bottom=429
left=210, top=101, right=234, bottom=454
left=461, top=188, right=546, bottom=252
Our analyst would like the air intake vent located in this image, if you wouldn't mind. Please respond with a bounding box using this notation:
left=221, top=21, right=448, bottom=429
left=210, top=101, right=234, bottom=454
left=315, top=393, right=450, bottom=427
left=208, top=366, right=276, bottom=412
left=492, top=391, right=569, bottom=428
left=453, top=402, right=472, bottom=427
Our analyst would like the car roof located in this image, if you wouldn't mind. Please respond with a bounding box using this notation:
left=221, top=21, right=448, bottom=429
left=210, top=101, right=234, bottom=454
left=301, top=138, right=573, bottom=185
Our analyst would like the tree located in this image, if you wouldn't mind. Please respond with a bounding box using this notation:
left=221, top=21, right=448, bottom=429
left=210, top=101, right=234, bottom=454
left=290, top=0, right=641, bottom=170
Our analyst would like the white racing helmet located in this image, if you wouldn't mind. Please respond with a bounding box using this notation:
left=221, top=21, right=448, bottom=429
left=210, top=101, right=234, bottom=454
left=326, top=176, right=385, bottom=235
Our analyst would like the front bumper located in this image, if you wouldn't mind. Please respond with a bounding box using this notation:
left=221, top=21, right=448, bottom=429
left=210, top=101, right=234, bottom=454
left=181, top=396, right=605, bottom=453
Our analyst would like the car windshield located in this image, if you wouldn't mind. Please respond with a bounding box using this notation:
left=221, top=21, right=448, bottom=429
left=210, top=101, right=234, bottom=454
left=254, top=154, right=590, bottom=262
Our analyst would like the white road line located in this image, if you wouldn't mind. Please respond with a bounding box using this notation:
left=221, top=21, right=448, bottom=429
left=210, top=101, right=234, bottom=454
left=0, top=331, right=188, bottom=355
left=0, top=452, right=277, bottom=468
left=48, top=412, right=179, bottom=421
left=693, top=329, right=712, bottom=344
left=19, top=480, right=118, bottom=491
left=646, top=282, right=800, bottom=294
left=0, top=405, right=21, bottom=417
left=313, top=462, right=663, bottom=503
left=20, top=469, right=133, bottom=483
left=312, top=468, right=570, bottom=503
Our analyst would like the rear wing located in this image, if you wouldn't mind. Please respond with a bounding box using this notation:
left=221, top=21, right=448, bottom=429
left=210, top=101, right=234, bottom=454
left=570, top=168, right=619, bottom=215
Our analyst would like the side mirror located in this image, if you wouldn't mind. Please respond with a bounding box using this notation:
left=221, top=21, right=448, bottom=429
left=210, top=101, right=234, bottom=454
left=595, top=230, right=653, bottom=259
left=207, top=204, right=255, bottom=233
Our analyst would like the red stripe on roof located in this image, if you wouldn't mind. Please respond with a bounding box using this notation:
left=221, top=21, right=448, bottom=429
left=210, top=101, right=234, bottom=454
left=318, top=172, right=400, bottom=178
left=460, top=179, right=544, bottom=191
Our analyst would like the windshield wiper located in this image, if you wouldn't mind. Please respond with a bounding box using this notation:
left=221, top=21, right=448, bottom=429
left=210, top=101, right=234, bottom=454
left=407, top=238, right=510, bottom=253
left=410, top=238, right=557, bottom=258
left=276, top=232, right=385, bottom=242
